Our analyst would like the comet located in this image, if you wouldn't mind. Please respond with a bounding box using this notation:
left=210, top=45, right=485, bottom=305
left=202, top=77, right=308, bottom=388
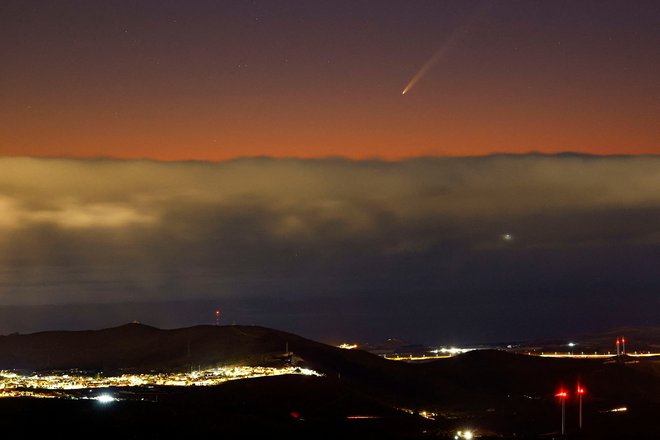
left=401, top=2, right=492, bottom=95
left=402, top=37, right=460, bottom=95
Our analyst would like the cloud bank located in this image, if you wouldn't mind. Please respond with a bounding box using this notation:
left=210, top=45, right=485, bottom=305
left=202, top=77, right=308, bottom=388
left=0, top=155, right=659, bottom=341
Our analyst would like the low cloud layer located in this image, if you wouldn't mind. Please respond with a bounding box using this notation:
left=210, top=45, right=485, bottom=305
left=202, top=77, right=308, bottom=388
left=1, top=155, right=659, bottom=341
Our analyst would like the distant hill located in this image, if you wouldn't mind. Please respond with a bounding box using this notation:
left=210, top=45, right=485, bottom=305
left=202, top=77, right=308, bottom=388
left=503, top=326, right=660, bottom=356
left=576, top=327, right=660, bottom=352
left=3, top=323, right=660, bottom=438
left=0, top=323, right=658, bottom=397
left=2, top=323, right=660, bottom=406
left=0, top=323, right=371, bottom=372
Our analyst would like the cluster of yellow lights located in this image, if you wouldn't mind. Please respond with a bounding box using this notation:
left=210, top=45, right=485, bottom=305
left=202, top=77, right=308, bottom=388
left=432, top=347, right=473, bottom=355
left=338, top=343, right=358, bottom=350
left=385, top=347, right=474, bottom=361
left=418, top=410, right=437, bottom=420
left=398, top=407, right=438, bottom=420
left=0, top=366, right=322, bottom=398
left=455, top=430, right=474, bottom=440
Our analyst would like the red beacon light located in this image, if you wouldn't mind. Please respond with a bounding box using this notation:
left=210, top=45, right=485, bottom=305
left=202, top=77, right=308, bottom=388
left=556, top=388, right=569, bottom=435
left=577, top=384, right=586, bottom=430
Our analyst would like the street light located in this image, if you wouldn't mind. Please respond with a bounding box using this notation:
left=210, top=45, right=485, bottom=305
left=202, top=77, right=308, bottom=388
left=555, top=389, right=568, bottom=436
left=577, top=385, right=586, bottom=430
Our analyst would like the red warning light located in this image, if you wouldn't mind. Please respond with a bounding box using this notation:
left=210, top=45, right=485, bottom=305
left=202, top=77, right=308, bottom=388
left=555, top=390, right=568, bottom=398
left=577, top=385, right=585, bottom=395
left=215, top=309, right=221, bottom=316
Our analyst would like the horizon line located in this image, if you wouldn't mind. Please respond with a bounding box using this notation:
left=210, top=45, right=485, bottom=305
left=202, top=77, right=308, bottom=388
left=1, top=151, right=659, bottom=165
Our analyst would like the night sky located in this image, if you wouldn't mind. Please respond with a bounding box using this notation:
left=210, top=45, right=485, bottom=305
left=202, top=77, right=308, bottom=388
left=0, top=1, right=659, bottom=343
left=2, top=0, right=659, bottom=159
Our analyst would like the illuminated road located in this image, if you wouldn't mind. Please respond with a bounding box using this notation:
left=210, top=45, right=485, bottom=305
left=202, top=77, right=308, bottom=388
left=384, top=352, right=660, bottom=362
left=537, top=352, right=660, bottom=359
left=384, top=354, right=452, bottom=361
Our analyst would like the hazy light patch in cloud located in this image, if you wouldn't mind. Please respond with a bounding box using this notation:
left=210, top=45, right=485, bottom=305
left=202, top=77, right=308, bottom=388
left=27, top=202, right=157, bottom=229
left=0, top=197, right=156, bottom=230
left=0, top=196, right=21, bottom=229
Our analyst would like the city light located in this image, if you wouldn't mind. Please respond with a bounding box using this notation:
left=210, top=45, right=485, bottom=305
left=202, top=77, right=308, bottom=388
left=418, top=410, right=436, bottom=420
left=95, top=394, right=116, bottom=403
left=0, top=366, right=323, bottom=399
left=432, top=347, right=473, bottom=355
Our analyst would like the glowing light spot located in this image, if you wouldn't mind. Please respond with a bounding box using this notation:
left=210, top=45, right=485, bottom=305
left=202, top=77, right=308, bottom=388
left=95, top=394, right=116, bottom=403
left=455, top=430, right=475, bottom=440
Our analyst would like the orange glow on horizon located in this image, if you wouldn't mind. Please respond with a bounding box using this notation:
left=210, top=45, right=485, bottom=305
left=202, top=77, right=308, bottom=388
left=2, top=125, right=657, bottom=162
left=2, top=79, right=657, bottom=161
left=2, top=2, right=658, bottom=162
left=2, top=101, right=657, bottom=161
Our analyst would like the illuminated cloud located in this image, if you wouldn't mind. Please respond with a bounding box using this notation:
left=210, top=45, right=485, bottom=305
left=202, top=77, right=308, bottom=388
left=0, top=155, right=659, bottom=339
left=0, top=198, right=155, bottom=229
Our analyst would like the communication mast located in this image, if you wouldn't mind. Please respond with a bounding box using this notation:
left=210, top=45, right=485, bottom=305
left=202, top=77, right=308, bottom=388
left=616, top=336, right=627, bottom=356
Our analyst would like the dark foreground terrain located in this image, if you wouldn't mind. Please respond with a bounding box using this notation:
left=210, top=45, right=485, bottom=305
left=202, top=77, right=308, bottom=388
left=1, top=324, right=660, bottom=439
